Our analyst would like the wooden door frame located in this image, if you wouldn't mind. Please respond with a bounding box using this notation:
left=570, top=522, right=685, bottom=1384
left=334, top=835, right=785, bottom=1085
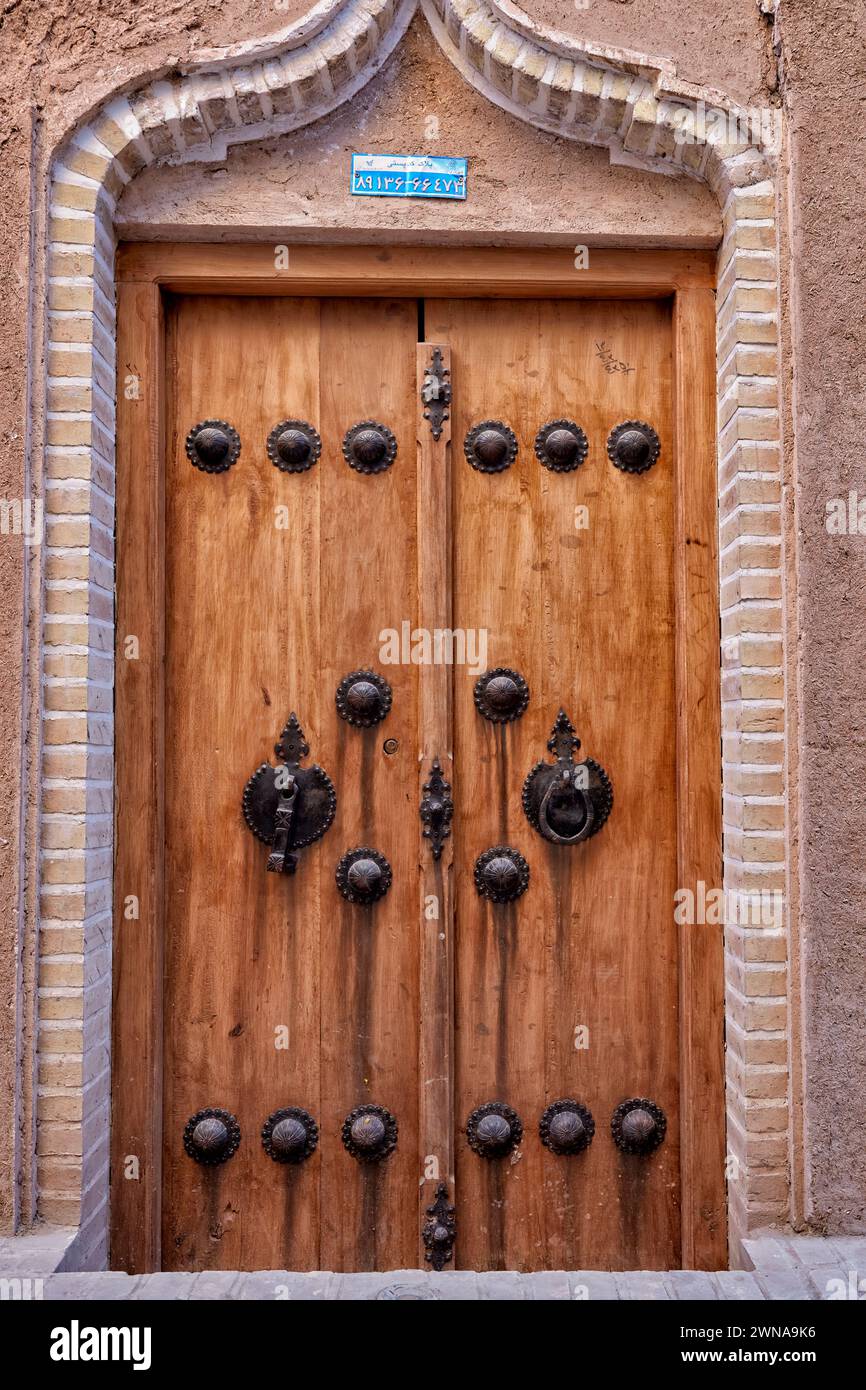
left=113, top=242, right=724, bottom=1272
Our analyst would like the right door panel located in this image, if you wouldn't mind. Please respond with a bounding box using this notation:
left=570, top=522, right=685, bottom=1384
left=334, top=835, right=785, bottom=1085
left=427, top=298, right=680, bottom=1271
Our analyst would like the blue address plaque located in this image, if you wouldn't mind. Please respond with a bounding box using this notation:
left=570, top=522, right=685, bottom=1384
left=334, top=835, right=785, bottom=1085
left=351, top=153, right=467, bottom=201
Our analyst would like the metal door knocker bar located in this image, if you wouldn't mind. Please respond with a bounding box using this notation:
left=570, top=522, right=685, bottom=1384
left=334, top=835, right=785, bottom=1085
left=242, top=712, right=336, bottom=875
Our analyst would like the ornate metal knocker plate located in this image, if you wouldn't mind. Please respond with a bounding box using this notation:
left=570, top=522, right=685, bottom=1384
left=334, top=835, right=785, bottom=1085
left=474, top=667, right=529, bottom=723
left=185, top=419, right=241, bottom=474
left=464, top=420, right=518, bottom=473
left=466, top=1101, right=522, bottom=1158
left=267, top=418, right=321, bottom=473
left=611, top=1098, right=667, bottom=1154
left=242, top=713, right=336, bottom=875
left=342, top=421, right=397, bottom=474
left=539, top=1099, right=595, bottom=1156
left=607, top=420, right=660, bottom=474
left=261, top=1106, right=319, bottom=1164
left=336, top=669, right=392, bottom=727
left=421, top=347, right=451, bottom=441
left=336, top=847, right=392, bottom=904
left=474, top=846, right=530, bottom=903
left=183, top=1107, right=241, bottom=1165
left=422, top=1184, right=456, bottom=1271
left=522, top=709, right=612, bottom=845
left=420, top=757, right=453, bottom=861
left=535, top=420, right=588, bottom=473
left=342, top=1104, right=398, bottom=1162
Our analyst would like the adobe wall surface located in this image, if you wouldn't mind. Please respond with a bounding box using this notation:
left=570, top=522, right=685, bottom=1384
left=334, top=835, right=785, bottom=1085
left=118, top=22, right=719, bottom=244
left=776, top=0, right=866, bottom=1233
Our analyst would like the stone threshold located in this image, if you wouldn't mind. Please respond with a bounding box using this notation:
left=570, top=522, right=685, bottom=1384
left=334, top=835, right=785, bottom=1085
left=0, top=1233, right=863, bottom=1300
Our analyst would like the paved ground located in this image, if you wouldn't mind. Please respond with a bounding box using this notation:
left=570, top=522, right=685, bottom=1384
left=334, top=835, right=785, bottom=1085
left=0, top=1233, right=863, bottom=1299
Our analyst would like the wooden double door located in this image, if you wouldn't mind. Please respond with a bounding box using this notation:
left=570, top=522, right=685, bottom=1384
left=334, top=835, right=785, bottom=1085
left=113, top=259, right=725, bottom=1274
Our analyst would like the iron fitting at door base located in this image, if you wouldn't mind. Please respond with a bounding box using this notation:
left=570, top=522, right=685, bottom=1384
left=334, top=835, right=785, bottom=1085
left=422, top=1183, right=456, bottom=1270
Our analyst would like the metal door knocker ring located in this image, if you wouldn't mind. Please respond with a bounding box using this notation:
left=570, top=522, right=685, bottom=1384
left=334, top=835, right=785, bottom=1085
left=522, top=709, right=612, bottom=844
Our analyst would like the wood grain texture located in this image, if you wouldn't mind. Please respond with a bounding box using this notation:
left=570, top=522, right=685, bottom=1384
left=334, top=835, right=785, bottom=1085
left=673, top=288, right=726, bottom=1270
left=426, top=297, right=681, bottom=1271
left=111, top=279, right=165, bottom=1274
left=117, top=243, right=715, bottom=297
left=113, top=257, right=723, bottom=1272
left=316, top=299, right=419, bottom=1271
left=161, top=295, right=324, bottom=1270
left=416, top=344, right=455, bottom=1262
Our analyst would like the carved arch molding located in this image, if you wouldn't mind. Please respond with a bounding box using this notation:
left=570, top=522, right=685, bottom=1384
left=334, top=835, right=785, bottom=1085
left=38, top=0, right=786, bottom=1260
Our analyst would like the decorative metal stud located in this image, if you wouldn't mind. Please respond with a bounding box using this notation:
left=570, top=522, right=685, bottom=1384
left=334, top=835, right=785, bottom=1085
left=266, top=419, right=321, bottom=474
left=464, top=420, right=518, bottom=473
left=522, top=709, right=613, bottom=845
left=185, top=419, right=241, bottom=474
left=607, top=420, right=661, bottom=475
left=335, top=669, right=392, bottom=727
left=466, top=1101, right=522, bottom=1159
left=535, top=419, right=589, bottom=473
left=474, top=667, right=529, bottom=723
left=611, top=1098, right=667, bottom=1155
left=342, top=421, right=397, bottom=474
left=420, top=757, right=453, bottom=862
left=474, top=846, right=530, bottom=903
left=421, top=347, right=451, bottom=441
left=242, top=712, right=337, bottom=875
left=422, top=1183, right=456, bottom=1271
left=336, top=847, right=392, bottom=904
left=341, top=1103, right=398, bottom=1162
left=261, top=1106, right=319, bottom=1164
left=539, top=1099, right=595, bottom=1156
left=183, top=1107, right=241, bottom=1166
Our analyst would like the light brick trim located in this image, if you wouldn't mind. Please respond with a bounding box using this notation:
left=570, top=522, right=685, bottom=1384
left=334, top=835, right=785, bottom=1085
left=37, top=0, right=788, bottom=1267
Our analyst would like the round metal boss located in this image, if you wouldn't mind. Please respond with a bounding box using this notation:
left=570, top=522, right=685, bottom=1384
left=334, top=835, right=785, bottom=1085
left=336, top=847, right=393, bottom=904
left=474, top=846, right=530, bottom=904
left=185, top=419, right=241, bottom=474
left=466, top=1101, right=523, bottom=1158
left=183, top=1106, right=241, bottom=1165
left=474, top=667, right=530, bottom=723
left=261, top=1106, right=318, bottom=1164
left=464, top=420, right=518, bottom=473
left=539, top=1099, right=595, bottom=1156
left=341, top=1103, right=398, bottom=1162
left=611, top=1097, right=667, bottom=1155
left=336, top=669, right=392, bottom=727
left=535, top=420, right=589, bottom=473
left=342, top=421, right=397, bottom=474
left=607, top=420, right=661, bottom=475
left=267, top=419, right=321, bottom=473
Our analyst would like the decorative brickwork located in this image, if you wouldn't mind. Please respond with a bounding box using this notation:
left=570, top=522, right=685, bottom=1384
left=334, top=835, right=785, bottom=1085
left=39, top=0, right=787, bottom=1267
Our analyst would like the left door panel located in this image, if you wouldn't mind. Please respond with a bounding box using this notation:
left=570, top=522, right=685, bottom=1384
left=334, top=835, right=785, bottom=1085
left=116, top=294, right=421, bottom=1271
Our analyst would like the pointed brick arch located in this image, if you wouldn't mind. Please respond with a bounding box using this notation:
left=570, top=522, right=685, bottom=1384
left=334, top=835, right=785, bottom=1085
left=40, top=0, right=787, bottom=1267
